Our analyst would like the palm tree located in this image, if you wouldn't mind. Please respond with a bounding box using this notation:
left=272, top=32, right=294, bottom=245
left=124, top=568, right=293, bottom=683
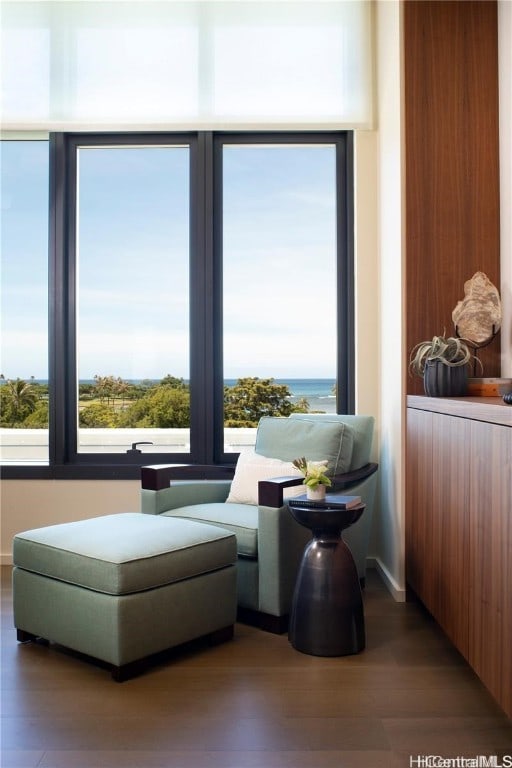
left=1, top=378, right=38, bottom=426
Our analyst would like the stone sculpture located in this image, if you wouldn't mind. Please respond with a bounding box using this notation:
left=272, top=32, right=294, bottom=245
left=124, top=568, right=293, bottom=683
left=452, top=271, right=501, bottom=346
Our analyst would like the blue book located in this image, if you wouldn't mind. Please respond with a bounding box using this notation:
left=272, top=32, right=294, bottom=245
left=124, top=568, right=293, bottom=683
left=291, top=494, right=362, bottom=509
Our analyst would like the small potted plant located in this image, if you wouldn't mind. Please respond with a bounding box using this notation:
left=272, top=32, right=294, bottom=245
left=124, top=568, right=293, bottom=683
left=409, top=334, right=479, bottom=397
left=293, top=457, right=332, bottom=501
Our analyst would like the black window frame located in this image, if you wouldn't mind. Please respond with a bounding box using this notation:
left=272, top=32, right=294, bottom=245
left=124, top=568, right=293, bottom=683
left=2, top=130, right=354, bottom=480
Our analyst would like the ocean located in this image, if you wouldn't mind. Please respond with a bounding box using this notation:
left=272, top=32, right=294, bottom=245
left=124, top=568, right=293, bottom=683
left=225, top=378, right=337, bottom=415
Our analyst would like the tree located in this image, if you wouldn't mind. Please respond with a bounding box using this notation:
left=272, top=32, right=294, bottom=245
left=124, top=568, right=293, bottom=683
left=118, top=387, right=190, bottom=428
left=223, top=377, right=304, bottom=427
left=294, top=397, right=311, bottom=413
left=93, top=375, right=129, bottom=408
left=0, top=378, right=38, bottom=426
left=78, top=382, right=97, bottom=401
left=79, top=402, right=119, bottom=428
left=157, top=374, right=188, bottom=391
left=22, top=401, right=49, bottom=428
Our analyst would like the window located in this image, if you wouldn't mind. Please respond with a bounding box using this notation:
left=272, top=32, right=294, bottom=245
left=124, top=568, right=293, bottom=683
left=221, top=140, right=338, bottom=454
left=75, top=142, right=190, bottom=455
left=0, top=132, right=353, bottom=478
left=0, top=140, right=49, bottom=464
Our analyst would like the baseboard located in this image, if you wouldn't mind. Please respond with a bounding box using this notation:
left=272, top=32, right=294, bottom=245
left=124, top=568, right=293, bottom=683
left=366, top=556, right=406, bottom=602
left=236, top=607, right=288, bottom=634
left=1, top=554, right=13, bottom=566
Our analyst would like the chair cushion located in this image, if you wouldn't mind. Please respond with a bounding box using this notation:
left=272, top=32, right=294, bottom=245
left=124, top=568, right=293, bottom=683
left=289, top=413, right=374, bottom=470
left=12, top=513, right=236, bottom=596
left=163, top=503, right=259, bottom=558
left=255, top=416, right=354, bottom=476
left=225, top=450, right=304, bottom=505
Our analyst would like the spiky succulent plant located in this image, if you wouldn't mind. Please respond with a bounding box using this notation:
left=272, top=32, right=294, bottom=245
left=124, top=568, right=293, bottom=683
left=409, top=335, right=478, bottom=377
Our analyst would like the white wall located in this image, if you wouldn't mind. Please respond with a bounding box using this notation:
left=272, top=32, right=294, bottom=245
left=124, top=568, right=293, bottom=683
left=369, top=0, right=406, bottom=600
left=0, top=481, right=140, bottom=564
left=354, top=131, right=380, bottom=431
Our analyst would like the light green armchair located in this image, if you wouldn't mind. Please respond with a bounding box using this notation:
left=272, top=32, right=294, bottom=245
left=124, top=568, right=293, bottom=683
left=141, top=414, right=378, bottom=633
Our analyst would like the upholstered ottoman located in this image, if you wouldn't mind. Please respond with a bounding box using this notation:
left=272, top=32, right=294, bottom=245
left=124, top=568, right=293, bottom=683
left=13, top=513, right=237, bottom=680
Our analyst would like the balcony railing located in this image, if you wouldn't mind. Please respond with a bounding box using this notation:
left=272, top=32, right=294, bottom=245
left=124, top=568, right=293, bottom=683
left=0, top=427, right=258, bottom=462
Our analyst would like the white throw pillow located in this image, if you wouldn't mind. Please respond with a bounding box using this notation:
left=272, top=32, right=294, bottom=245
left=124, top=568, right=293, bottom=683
left=226, top=449, right=305, bottom=505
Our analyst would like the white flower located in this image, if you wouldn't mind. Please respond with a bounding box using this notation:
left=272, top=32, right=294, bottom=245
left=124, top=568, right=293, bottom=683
left=292, top=457, right=332, bottom=489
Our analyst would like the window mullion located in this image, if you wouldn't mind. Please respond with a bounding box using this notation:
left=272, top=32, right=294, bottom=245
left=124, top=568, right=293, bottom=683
left=336, top=133, right=354, bottom=414
left=189, top=133, right=206, bottom=464
left=49, top=132, right=77, bottom=467
left=190, top=131, right=217, bottom=465
left=212, top=134, right=225, bottom=464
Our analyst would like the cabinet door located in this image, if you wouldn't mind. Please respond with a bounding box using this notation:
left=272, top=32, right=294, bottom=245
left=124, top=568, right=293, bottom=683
left=406, top=407, right=433, bottom=601
left=406, top=408, right=470, bottom=655
left=468, top=420, right=512, bottom=715
left=430, top=412, right=470, bottom=656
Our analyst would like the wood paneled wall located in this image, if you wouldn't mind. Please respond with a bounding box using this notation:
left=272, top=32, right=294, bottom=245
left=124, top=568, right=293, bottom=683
left=404, top=0, right=501, bottom=394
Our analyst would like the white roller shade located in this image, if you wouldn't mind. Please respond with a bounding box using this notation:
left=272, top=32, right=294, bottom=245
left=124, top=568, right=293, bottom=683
left=0, top=1, right=374, bottom=130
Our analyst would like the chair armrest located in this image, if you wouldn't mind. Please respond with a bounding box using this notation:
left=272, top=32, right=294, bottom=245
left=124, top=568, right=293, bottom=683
left=141, top=463, right=235, bottom=491
left=256, top=463, right=379, bottom=505
left=331, top=462, right=378, bottom=491
left=258, top=476, right=304, bottom=508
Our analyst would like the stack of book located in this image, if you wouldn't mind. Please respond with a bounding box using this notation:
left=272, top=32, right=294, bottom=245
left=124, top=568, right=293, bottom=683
left=290, top=494, right=362, bottom=510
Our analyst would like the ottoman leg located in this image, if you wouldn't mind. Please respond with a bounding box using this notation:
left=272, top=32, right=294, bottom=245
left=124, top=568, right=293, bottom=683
left=111, top=624, right=235, bottom=682
left=208, top=624, right=234, bottom=646
left=17, top=629, right=49, bottom=645
left=111, top=661, right=142, bottom=683
left=112, top=667, right=125, bottom=683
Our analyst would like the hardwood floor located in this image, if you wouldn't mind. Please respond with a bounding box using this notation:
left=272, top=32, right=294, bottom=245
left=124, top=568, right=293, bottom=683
left=2, top=566, right=511, bottom=767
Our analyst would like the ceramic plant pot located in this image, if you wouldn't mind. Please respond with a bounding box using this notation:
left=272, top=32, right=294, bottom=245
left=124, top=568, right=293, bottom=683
left=423, top=359, right=468, bottom=397
left=306, top=485, right=327, bottom=501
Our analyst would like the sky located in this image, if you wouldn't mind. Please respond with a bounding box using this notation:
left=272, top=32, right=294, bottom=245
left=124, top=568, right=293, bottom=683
left=1, top=139, right=337, bottom=381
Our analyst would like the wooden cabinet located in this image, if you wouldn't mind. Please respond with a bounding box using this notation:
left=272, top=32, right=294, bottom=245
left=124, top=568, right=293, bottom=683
left=406, top=396, right=512, bottom=719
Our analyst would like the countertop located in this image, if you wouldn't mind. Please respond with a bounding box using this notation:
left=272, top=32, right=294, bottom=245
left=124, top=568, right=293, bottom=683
left=407, top=395, right=512, bottom=427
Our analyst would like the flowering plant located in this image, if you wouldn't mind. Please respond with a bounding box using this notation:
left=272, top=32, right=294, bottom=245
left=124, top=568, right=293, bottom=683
left=292, top=457, right=332, bottom=490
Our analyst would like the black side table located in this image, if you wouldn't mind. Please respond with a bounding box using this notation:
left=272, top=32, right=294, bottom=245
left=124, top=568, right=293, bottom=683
left=287, top=495, right=366, bottom=656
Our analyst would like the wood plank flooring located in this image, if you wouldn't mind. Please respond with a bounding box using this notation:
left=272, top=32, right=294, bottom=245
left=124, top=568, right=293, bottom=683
left=2, top=566, right=511, bottom=768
